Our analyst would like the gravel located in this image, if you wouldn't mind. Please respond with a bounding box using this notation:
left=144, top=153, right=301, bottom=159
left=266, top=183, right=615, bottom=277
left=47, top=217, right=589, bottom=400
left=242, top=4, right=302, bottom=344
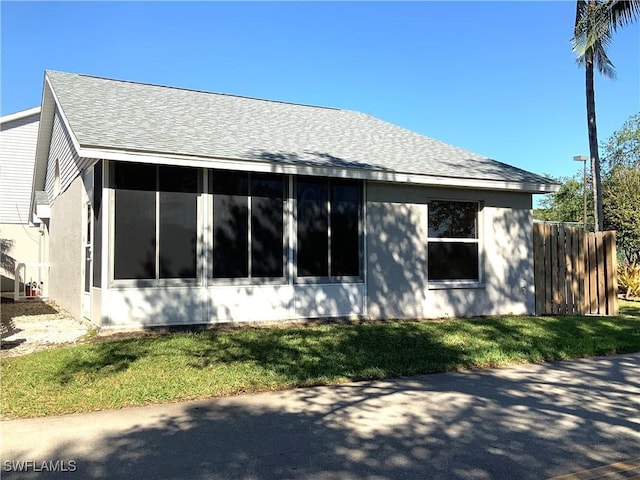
left=0, top=299, right=90, bottom=358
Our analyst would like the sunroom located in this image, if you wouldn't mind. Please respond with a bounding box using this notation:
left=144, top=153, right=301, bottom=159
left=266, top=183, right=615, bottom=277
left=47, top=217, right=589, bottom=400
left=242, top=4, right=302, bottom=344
left=97, top=161, right=366, bottom=326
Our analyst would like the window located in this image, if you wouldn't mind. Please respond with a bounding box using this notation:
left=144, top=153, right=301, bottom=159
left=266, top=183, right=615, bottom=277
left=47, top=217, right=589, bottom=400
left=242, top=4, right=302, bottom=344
left=113, top=163, right=156, bottom=280
left=112, top=163, right=199, bottom=281
left=296, top=177, right=361, bottom=278
left=210, top=171, right=285, bottom=279
left=427, top=200, right=480, bottom=281
left=92, top=162, right=103, bottom=287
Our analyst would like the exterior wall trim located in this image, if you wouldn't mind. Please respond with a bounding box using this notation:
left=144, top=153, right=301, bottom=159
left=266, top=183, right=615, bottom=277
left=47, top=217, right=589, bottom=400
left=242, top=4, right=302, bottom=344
left=77, top=147, right=558, bottom=194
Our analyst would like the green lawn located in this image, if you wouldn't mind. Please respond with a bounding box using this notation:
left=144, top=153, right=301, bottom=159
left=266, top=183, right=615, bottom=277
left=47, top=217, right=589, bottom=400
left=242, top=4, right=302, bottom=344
left=2, top=300, right=639, bottom=418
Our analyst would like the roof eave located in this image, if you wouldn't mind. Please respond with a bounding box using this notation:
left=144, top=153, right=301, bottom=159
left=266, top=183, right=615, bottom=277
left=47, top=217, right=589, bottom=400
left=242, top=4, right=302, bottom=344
left=0, top=106, right=41, bottom=125
left=78, top=146, right=560, bottom=194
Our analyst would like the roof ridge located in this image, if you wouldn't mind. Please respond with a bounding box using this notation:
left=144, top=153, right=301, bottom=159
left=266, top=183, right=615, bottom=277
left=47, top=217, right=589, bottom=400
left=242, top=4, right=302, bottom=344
left=46, top=70, right=341, bottom=112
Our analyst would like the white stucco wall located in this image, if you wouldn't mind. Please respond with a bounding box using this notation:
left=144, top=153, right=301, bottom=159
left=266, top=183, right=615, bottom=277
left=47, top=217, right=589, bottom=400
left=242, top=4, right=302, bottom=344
left=48, top=175, right=84, bottom=319
left=366, top=182, right=534, bottom=320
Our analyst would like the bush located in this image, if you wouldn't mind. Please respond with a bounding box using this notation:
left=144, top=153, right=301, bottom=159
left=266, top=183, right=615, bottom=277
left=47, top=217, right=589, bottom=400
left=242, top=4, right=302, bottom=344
left=618, top=261, right=640, bottom=298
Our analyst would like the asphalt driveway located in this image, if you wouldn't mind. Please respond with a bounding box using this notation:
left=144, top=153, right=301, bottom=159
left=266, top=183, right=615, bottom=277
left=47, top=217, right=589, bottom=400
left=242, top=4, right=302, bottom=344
left=2, top=354, right=639, bottom=480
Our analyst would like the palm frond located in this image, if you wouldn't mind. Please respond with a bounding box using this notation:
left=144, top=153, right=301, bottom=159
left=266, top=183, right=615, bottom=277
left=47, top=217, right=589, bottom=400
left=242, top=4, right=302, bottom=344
left=609, top=0, right=640, bottom=29
left=593, top=39, right=618, bottom=77
left=574, top=0, right=639, bottom=56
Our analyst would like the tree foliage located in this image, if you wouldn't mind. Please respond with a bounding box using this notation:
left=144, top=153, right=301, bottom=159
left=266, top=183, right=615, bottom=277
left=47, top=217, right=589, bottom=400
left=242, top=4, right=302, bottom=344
left=602, top=112, right=640, bottom=172
left=534, top=175, right=593, bottom=228
left=603, top=166, right=640, bottom=262
left=536, top=112, right=640, bottom=261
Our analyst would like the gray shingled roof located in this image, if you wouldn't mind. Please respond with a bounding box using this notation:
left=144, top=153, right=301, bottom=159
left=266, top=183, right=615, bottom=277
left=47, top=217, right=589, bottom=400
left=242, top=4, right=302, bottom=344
left=46, top=70, right=555, bottom=186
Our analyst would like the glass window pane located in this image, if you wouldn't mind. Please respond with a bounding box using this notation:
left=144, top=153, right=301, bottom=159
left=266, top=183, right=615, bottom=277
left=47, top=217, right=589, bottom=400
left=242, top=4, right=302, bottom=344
left=113, top=186, right=157, bottom=280
left=92, top=162, right=102, bottom=287
left=159, top=166, right=199, bottom=279
left=428, top=243, right=479, bottom=280
left=331, top=181, right=360, bottom=276
left=297, top=178, right=328, bottom=277
left=211, top=171, right=249, bottom=278
left=251, top=174, right=284, bottom=278
left=428, top=201, right=477, bottom=238
left=111, top=162, right=156, bottom=191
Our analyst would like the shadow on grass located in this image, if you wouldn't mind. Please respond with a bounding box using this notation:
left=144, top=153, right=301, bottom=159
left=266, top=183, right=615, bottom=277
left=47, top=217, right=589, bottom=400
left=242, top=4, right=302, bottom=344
left=49, top=313, right=640, bottom=389
left=620, top=299, right=640, bottom=318
left=53, top=339, right=152, bottom=385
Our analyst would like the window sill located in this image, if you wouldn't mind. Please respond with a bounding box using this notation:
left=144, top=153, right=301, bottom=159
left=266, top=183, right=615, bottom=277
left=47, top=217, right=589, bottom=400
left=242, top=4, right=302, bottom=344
left=428, top=281, right=485, bottom=290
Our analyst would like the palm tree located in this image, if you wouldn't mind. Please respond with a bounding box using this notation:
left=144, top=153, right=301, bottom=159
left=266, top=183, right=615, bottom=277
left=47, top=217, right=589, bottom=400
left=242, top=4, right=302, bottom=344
left=572, top=0, right=639, bottom=231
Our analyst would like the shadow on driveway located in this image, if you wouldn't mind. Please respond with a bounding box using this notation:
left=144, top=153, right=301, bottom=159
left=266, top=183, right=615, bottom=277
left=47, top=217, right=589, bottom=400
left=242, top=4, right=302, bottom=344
left=2, top=354, right=639, bottom=479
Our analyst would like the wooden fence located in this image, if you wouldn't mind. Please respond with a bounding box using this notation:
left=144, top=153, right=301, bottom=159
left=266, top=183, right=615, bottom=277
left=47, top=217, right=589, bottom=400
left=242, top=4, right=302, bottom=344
left=533, top=223, right=618, bottom=316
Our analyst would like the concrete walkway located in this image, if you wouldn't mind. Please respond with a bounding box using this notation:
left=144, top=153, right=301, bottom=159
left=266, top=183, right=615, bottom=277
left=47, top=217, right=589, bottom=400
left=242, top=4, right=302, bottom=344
left=2, top=354, right=639, bottom=480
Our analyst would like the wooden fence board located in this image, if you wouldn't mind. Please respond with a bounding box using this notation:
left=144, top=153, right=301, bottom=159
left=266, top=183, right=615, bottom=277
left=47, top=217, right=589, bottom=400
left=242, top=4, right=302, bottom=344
left=604, top=232, right=618, bottom=316
left=551, top=225, right=560, bottom=314
left=544, top=224, right=553, bottom=315
left=533, top=224, right=617, bottom=316
left=558, top=226, right=567, bottom=314
left=533, top=223, right=545, bottom=315
left=588, top=233, right=598, bottom=314
left=596, top=232, right=606, bottom=315
left=577, top=229, right=586, bottom=314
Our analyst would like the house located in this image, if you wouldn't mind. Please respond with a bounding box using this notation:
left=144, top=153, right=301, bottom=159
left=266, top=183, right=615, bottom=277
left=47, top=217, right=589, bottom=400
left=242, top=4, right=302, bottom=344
left=0, top=107, right=49, bottom=295
left=32, top=70, right=559, bottom=328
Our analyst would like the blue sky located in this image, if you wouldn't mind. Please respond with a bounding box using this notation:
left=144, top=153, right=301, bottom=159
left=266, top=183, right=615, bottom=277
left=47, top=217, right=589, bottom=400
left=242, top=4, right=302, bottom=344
left=1, top=1, right=638, bottom=186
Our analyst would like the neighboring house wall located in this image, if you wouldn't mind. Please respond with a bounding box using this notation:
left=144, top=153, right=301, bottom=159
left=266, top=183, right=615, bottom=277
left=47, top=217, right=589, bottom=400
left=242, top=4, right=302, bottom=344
left=0, top=223, right=49, bottom=292
left=0, top=109, right=45, bottom=293
left=0, top=111, right=39, bottom=224
left=367, top=183, right=534, bottom=319
left=48, top=174, right=83, bottom=319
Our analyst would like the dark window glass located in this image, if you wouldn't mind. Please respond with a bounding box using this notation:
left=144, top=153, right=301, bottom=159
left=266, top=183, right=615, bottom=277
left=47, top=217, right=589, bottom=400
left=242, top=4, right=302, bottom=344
left=297, top=178, right=329, bottom=276
left=84, top=203, right=91, bottom=293
left=84, top=246, right=91, bottom=292
left=159, top=166, right=199, bottom=279
left=211, top=171, right=248, bottom=278
left=330, top=181, right=360, bottom=276
left=428, top=201, right=477, bottom=238
left=251, top=173, right=284, bottom=278
left=113, top=163, right=157, bottom=280
left=92, top=162, right=102, bottom=287
left=428, top=243, right=479, bottom=280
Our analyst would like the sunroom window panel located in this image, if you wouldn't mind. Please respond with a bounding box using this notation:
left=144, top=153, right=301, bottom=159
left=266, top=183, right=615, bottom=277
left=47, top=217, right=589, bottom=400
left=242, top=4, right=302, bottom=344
left=159, top=166, right=199, bottom=279
left=211, top=171, right=249, bottom=278
left=112, top=162, right=157, bottom=280
left=297, top=178, right=329, bottom=277
left=92, top=162, right=102, bottom=287
left=330, top=181, right=360, bottom=277
left=251, top=174, right=284, bottom=278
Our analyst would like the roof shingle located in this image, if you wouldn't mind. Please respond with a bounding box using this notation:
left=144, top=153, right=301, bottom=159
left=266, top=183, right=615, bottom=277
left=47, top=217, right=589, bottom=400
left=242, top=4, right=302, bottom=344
left=46, top=70, right=556, bottom=187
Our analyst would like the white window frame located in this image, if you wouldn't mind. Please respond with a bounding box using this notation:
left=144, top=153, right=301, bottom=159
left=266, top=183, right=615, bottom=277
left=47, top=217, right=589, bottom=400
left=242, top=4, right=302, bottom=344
left=427, top=199, right=484, bottom=289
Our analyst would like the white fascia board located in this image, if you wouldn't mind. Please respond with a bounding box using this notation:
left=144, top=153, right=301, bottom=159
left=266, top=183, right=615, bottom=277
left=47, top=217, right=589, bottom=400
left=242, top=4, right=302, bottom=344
left=79, top=147, right=560, bottom=194
left=0, top=106, right=41, bottom=125
left=30, top=80, right=56, bottom=221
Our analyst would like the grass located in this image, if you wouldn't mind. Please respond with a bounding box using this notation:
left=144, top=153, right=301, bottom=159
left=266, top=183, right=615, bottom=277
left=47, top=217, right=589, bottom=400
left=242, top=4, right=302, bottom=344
left=2, top=300, right=639, bottom=418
